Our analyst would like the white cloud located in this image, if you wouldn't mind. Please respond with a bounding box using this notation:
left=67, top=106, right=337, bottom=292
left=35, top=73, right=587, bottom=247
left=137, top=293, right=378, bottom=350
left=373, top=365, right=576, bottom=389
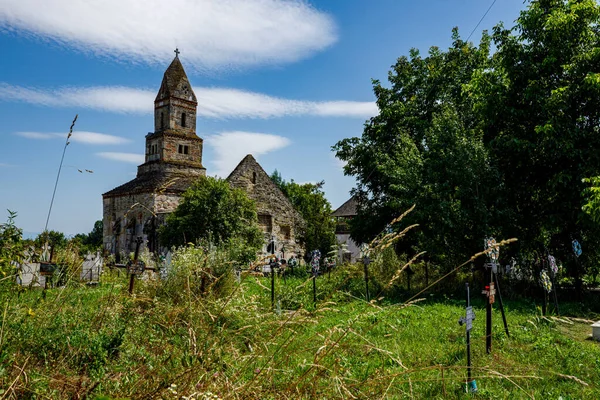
left=331, top=152, right=346, bottom=170
left=96, top=152, right=144, bottom=164
left=207, top=131, right=291, bottom=177
left=0, top=0, right=336, bottom=72
left=0, top=83, right=378, bottom=119
left=16, top=131, right=54, bottom=140
left=14, top=130, right=130, bottom=145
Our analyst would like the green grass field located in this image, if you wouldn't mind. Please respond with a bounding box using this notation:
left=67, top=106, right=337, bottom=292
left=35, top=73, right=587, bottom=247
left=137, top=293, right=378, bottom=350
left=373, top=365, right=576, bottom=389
left=1, top=268, right=599, bottom=399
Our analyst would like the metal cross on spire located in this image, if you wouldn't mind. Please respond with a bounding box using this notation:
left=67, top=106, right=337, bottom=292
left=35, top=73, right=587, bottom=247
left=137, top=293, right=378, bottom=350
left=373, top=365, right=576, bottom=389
left=174, top=48, right=180, bottom=58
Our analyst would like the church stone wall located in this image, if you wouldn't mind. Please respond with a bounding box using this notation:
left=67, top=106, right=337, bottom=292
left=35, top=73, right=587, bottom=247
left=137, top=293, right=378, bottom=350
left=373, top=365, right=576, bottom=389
left=227, top=158, right=304, bottom=257
left=103, top=192, right=182, bottom=256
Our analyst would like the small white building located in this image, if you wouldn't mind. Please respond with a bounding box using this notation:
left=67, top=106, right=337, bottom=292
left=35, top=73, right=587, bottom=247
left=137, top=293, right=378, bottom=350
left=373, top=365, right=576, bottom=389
left=332, top=196, right=361, bottom=263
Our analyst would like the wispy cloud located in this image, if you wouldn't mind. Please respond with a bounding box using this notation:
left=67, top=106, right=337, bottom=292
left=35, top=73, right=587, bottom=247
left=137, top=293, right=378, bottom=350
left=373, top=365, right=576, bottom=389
left=96, top=152, right=144, bottom=164
left=0, top=83, right=377, bottom=119
left=331, top=153, right=347, bottom=170
left=0, top=0, right=336, bottom=72
left=0, top=163, right=15, bottom=167
left=14, top=131, right=130, bottom=145
left=207, top=131, right=291, bottom=177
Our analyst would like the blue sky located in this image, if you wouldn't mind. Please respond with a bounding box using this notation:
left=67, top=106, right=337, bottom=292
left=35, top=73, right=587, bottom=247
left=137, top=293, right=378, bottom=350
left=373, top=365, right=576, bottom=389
left=0, top=0, right=526, bottom=237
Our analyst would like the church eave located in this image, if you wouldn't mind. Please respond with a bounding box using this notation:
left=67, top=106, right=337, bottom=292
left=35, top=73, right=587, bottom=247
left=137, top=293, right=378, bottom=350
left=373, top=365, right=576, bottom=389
left=154, top=96, right=198, bottom=108
left=146, top=130, right=204, bottom=142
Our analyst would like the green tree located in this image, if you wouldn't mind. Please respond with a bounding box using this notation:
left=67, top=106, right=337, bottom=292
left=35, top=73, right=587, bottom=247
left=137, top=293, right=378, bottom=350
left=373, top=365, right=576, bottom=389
left=71, top=220, right=103, bottom=254
left=35, top=230, right=67, bottom=250
left=334, top=0, right=600, bottom=287
left=475, top=0, right=600, bottom=291
left=159, top=176, right=263, bottom=260
left=270, top=170, right=336, bottom=258
left=333, top=28, right=496, bottom=266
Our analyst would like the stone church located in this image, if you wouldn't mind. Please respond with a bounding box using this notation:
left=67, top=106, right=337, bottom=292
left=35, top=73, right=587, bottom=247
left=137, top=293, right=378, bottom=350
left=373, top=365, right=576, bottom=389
left=102, top=53, right=303, bottom=259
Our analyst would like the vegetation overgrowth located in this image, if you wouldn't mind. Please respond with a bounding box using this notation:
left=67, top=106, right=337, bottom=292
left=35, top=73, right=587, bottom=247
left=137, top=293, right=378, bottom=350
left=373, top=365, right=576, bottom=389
left=1, top=240, right=599, bottom=399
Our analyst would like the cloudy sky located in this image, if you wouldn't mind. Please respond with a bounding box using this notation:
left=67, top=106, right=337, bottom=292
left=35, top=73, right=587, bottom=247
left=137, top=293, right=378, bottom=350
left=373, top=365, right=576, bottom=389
left=0, top=0, right=525, bottom=236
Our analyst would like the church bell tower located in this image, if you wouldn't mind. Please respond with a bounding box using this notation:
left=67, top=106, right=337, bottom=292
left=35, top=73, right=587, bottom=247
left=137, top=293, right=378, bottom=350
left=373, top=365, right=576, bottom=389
left=141, top=49, right=205, bottom=173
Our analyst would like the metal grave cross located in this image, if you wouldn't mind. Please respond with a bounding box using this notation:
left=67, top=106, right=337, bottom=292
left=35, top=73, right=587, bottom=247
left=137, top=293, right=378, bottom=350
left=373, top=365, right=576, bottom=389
left=458, top=283, right=477, bottom=392
left=460, top=306, right=476, bottom=332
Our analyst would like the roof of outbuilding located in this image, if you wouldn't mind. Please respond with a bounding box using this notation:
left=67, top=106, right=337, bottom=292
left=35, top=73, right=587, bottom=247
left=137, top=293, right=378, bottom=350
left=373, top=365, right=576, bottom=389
left=331, top=196, right=358, bottom=217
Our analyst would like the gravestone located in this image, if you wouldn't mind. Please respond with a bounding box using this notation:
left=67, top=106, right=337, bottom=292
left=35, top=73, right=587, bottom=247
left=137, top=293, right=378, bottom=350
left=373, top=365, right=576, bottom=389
left=81, top=251, right=103, bottom=282
left=17, top=262, right=45, bottom=287
left=591, top=322, right=600, bottom=341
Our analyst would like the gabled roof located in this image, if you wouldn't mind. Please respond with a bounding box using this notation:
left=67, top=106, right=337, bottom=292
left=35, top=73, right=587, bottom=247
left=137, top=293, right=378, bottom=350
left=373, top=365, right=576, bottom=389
left=226, top=154, right=303, bottom=222
left=154, top=56, right=197, bottom=103
left=332, top=196, right=358, bottom=217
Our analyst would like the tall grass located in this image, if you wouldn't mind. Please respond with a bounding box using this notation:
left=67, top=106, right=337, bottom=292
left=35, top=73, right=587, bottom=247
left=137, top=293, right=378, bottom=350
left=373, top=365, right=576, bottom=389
left=0, top=239, right=599, bottom=399
left=1, top=208, right=599, bottom=398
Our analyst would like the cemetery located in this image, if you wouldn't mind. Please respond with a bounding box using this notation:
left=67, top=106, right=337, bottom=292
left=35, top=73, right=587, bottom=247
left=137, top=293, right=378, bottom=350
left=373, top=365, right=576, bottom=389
left=2, top=0, right=600, bottom=398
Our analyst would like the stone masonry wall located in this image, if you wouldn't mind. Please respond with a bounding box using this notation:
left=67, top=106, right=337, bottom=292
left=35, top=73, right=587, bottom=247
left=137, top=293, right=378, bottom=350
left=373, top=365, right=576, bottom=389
left=103, top=192, right=182, bottom=256
left=227, top=157, right=304, bottom=257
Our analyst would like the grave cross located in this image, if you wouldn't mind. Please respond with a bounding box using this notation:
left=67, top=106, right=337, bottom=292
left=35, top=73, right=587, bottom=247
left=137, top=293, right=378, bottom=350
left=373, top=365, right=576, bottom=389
left=458, top=283, right=477, bottom=392
left=482, top=237, right=510, bottom=354
left=127, top=237, right=145, bottom=295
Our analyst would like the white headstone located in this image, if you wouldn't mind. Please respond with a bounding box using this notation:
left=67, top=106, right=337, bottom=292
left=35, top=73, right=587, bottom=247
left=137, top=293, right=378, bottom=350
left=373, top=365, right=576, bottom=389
left=591, top=321, right=600, bottom=341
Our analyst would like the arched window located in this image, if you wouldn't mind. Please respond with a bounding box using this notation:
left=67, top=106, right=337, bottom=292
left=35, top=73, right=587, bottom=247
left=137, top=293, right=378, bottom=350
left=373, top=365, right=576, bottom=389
left=181, top=112, right=186, bottom=128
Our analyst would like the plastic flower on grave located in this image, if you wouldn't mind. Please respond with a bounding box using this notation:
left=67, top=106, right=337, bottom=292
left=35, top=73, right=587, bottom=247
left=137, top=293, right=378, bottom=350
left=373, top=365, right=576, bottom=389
left=509, top=260, right=523, bottom=281
left=572, top=239, right=582, bottom=257
left=484, top=237, right=499, bottom=263
left=540, top=270, right=552, bottom=293
left=547, top=255, right=558, bottom=276
left=359, top=243, right=370, bottom=259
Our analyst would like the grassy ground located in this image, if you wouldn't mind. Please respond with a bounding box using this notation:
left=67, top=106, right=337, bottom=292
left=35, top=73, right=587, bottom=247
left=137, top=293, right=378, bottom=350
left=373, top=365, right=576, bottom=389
left=1, top=267, right=599, bottom=399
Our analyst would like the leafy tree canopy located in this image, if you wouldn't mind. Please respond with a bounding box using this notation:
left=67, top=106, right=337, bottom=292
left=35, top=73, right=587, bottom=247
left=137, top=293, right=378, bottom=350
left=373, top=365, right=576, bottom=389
left=334, top=0, right=600, bottom=279
left=35, top=230, right=67, bottom=250
left=271, top=170, right=336, bottom=258
left=159, top=176, right=263, bottom=261
left=72, top=220, right=103, bottom=253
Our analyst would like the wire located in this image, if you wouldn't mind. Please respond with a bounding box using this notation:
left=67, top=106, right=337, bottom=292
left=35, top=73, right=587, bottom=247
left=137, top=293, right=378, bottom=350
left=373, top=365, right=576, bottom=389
left=467, top=0, right=498, bottom=42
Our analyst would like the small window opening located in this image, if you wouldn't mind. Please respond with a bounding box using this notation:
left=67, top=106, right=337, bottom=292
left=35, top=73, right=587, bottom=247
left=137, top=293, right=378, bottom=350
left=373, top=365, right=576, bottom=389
left=181, top=112, right=186, bottom=128
left=160, top=112, right=164, bottom=129
left=281, top=225, right=291, bottom=240
left=252, top=171, right=257, bottom=184
left=178, top=145, right=189, bottom=154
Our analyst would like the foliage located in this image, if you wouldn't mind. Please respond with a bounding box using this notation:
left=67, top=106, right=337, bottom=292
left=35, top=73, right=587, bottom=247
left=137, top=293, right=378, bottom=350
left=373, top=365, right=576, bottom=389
left=159, top=176, right=263, bottom=258
left=582, top=176, right=600, bottom=222
left=35, top=230, right=68, bottom=251
left=154, top=243, right=236, bottom=304
left=0, top=210, right=23, bottom=280
left=2, top=265, right=600, bottom=398
left=71, top=220, right=104, bottom=254
left=271, top=170, right=336, bottom=257
left=333, top=28, right=495, bottom=267
left=334, top=0, right=600, bottom=281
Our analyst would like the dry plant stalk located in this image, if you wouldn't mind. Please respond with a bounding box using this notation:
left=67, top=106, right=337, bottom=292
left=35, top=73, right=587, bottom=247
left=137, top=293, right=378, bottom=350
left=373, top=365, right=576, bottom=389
left=385, top=251, right=426, bottom=289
